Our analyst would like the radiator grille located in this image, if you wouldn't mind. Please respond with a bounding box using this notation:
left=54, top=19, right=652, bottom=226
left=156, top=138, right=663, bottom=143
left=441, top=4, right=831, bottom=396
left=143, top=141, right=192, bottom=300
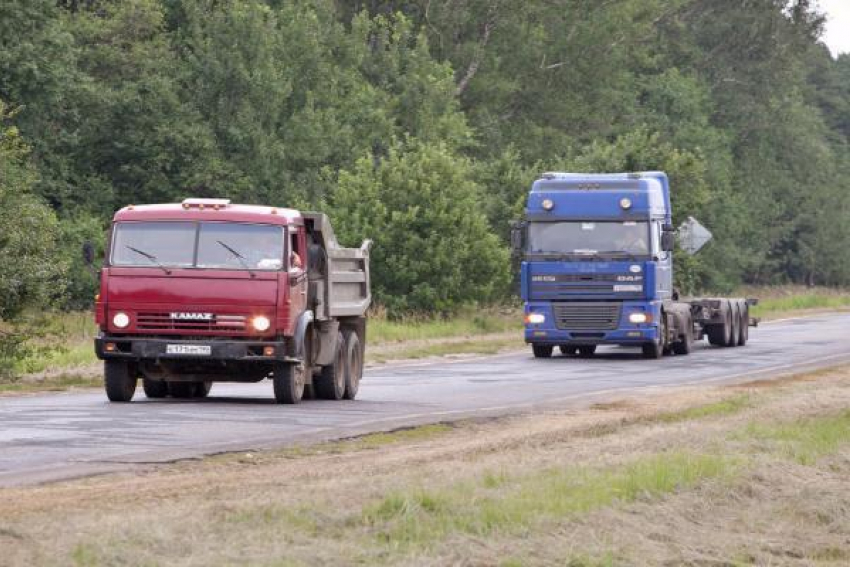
left=552, top=303, right=621, bottom=331
left=136, top=312, right=247, bottom=332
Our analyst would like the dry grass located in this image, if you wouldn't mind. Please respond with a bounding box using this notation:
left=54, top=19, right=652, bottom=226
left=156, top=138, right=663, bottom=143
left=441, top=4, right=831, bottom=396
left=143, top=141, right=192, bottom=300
left=2, top=367, right=850, bottom=565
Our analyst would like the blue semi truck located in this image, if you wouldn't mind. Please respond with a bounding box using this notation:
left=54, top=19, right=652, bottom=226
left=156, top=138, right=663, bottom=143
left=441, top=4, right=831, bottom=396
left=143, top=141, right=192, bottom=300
left=512, top=171, right=755, bottom=359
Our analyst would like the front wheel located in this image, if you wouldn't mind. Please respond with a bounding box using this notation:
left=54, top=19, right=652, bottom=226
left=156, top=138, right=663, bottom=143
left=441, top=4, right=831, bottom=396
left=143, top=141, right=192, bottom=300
left=532, top=344, right=553, bottom=358
left=672, top=316, right=694, bottom=355
left=105, top=361, right=137, bottom=402
left=273, top=360, right=306, bottom=404
left=577, top=345, right=597, bottom=357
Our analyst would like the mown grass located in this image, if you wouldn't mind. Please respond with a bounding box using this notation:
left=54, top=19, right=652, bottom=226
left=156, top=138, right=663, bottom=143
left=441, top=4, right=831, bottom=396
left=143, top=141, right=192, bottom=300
left=654, top=394, right=753, bottom=424
left=361, top=452, right=736, bottom=549
left=743, top=409, right=850, bottom=465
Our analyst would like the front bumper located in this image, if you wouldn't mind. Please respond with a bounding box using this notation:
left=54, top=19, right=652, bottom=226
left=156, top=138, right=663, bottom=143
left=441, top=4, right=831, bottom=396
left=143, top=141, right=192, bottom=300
left=95, top=336, right=290, bottom=362
left=524, top=327, right=658, bottom=346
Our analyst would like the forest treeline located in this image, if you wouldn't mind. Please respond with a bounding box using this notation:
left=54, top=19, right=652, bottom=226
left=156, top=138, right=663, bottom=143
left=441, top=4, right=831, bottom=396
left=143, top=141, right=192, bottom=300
left=1, top=0, right=849, bottom=335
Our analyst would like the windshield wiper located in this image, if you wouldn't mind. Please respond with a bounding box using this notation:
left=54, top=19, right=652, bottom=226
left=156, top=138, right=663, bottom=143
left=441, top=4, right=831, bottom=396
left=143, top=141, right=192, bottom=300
left=124, top=245, right=172, bottom=275
left=216, top=240, right=256, bottom=278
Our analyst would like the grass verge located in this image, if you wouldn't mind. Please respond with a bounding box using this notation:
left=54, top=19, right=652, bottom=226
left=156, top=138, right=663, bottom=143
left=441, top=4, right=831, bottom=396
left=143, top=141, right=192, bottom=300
left=362, top=452, right=737, bottom=549
left=2, top=367, right=850, bottom=565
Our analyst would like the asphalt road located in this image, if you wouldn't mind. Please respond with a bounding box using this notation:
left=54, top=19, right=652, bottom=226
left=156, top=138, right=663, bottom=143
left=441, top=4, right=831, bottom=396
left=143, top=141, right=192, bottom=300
left=2, top=313, right=850, bottom=487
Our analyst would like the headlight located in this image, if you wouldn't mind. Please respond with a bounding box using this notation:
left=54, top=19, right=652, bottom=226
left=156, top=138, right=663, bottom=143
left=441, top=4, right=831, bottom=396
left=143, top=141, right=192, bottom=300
left=525, top=313, right=546, bottom=325
left=252, top=316, right=271, bottom=332
left=628, top=312, right=649, bottom=324
left=541, top=199, right=555, bottom=211
left=113, top=312, right=130, bottom=328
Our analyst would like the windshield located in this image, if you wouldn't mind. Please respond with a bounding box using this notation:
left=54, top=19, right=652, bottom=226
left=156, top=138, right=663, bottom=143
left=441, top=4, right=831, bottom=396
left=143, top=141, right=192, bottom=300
left=111, top=221, right=285, bottom=270
left=528, top=221, right=650, bottom=257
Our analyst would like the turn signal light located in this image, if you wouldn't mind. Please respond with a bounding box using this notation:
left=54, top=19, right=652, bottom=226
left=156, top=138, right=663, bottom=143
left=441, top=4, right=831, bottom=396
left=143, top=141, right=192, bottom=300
left=263, top=346, right=275, bottom=357
left=104, top=342, right=117, bottom=352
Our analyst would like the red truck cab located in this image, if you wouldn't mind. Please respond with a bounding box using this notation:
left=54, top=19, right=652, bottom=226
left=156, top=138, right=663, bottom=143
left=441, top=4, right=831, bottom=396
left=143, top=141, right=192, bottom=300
left=94, top=198, right=370, bottom=404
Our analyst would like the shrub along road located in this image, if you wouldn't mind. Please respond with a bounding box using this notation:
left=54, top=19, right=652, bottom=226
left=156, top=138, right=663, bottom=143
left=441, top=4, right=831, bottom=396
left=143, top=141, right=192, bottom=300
left=1, top=313, right=849, bottom=488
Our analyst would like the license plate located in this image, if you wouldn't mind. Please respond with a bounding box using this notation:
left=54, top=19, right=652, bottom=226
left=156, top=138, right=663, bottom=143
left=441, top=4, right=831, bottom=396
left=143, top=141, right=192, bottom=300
left=166, top=344, right=211, bottom=356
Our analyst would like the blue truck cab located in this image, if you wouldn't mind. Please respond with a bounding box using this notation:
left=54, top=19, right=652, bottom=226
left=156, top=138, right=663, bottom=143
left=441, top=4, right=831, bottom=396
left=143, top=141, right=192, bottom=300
left=514, top=171, right=751, bottom=359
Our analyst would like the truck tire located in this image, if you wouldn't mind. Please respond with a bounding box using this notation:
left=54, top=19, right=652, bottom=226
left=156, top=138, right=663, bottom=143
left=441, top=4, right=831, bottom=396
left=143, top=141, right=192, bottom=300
left=168, top=382, right=196, bottom=399
left=343, top=330, right=362, bottom=400
left=194, top=381, right=212, bottom=398
left=315, top=331, right=346, bottom=400
left=642, top=316, right=666, bottom=359
left=532, top=344, right=553, bottom=358
left=578, top=345, right=596, bottom=357
left=726, top=306, right=739, bottom=347
left=559, top=345, right=577, bottom=356
left=105, top=360, right=137, bottom=402
left=273, top=360, right=306, bottom=404
left=143, top=379, right=168, bottom=399
left=642, top=341, right=663, bottom=359
left=707, top=305, right=732, bottom=346
left=737, top=307, right=749, bottom=346
left=672, top=316, right=694, bottom=355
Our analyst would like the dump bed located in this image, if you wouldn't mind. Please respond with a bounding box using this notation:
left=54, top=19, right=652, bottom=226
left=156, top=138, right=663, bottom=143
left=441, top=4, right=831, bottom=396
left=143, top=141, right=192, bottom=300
left=303, top=212, right=372, bottom=320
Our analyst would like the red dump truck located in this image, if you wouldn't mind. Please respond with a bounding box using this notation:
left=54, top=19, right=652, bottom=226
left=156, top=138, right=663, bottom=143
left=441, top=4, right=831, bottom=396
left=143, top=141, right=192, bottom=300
left=91, top=198, right=371, bottom=404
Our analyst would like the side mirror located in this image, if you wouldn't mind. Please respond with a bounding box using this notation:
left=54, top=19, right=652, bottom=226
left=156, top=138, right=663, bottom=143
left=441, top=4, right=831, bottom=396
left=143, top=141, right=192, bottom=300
left=661, top=232, right=675, bottom=252
left=82, top=241, right=96, bottom=265
left=509, top=221, right=526, bottom=257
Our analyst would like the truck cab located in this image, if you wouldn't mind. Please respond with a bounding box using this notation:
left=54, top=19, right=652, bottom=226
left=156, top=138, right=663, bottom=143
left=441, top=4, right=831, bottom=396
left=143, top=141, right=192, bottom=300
left=516, top=172, right=748, bottom=359
left=93, top=198, right=370, bottom=404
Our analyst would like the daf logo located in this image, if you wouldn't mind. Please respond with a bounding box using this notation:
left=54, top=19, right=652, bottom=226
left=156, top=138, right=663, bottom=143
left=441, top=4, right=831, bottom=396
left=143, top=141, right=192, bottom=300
left=170, top=312, right=214, bottom=321
left=531, top=275, right=557, bottom=282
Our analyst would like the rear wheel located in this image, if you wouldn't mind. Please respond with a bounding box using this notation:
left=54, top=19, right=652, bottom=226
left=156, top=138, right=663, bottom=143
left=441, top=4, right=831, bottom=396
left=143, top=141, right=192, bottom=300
left=142, top=379, right=168, bottom=399
left=559, top=345, right=577, bottom=356
left=273, top=360, right=306, bottom=404
left=105, top=361, right=137, bottom=402
left=577, top=345, right=597, bottom=357
left=343, top=330, right=363, bottom=400
left=737, top=307, right=749, bottom=346
left=707, top=305, right=732, bottom=346
left=194, top=381, right=212, bottom=398
left=315, top=331, right=346, bottom=400
left=726, top=306, right=739, bottom=347
left=168, top=382, right=196, bottom=399
left=532, top=344, right=553, bottom=358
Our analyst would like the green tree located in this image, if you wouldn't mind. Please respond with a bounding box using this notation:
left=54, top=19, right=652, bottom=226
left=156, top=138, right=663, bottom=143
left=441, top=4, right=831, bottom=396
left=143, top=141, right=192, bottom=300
left=331, top=141, right=509, bottom=314
left=0, top=102, right=66, bottom=374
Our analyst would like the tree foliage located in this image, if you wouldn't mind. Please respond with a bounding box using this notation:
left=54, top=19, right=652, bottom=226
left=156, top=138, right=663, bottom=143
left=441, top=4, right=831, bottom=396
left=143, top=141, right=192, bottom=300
left=331, top=141, right=508, bottom=313
left=0, top=101, right=66, bottom=371
left=0, top=0, right=848, bottom=321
